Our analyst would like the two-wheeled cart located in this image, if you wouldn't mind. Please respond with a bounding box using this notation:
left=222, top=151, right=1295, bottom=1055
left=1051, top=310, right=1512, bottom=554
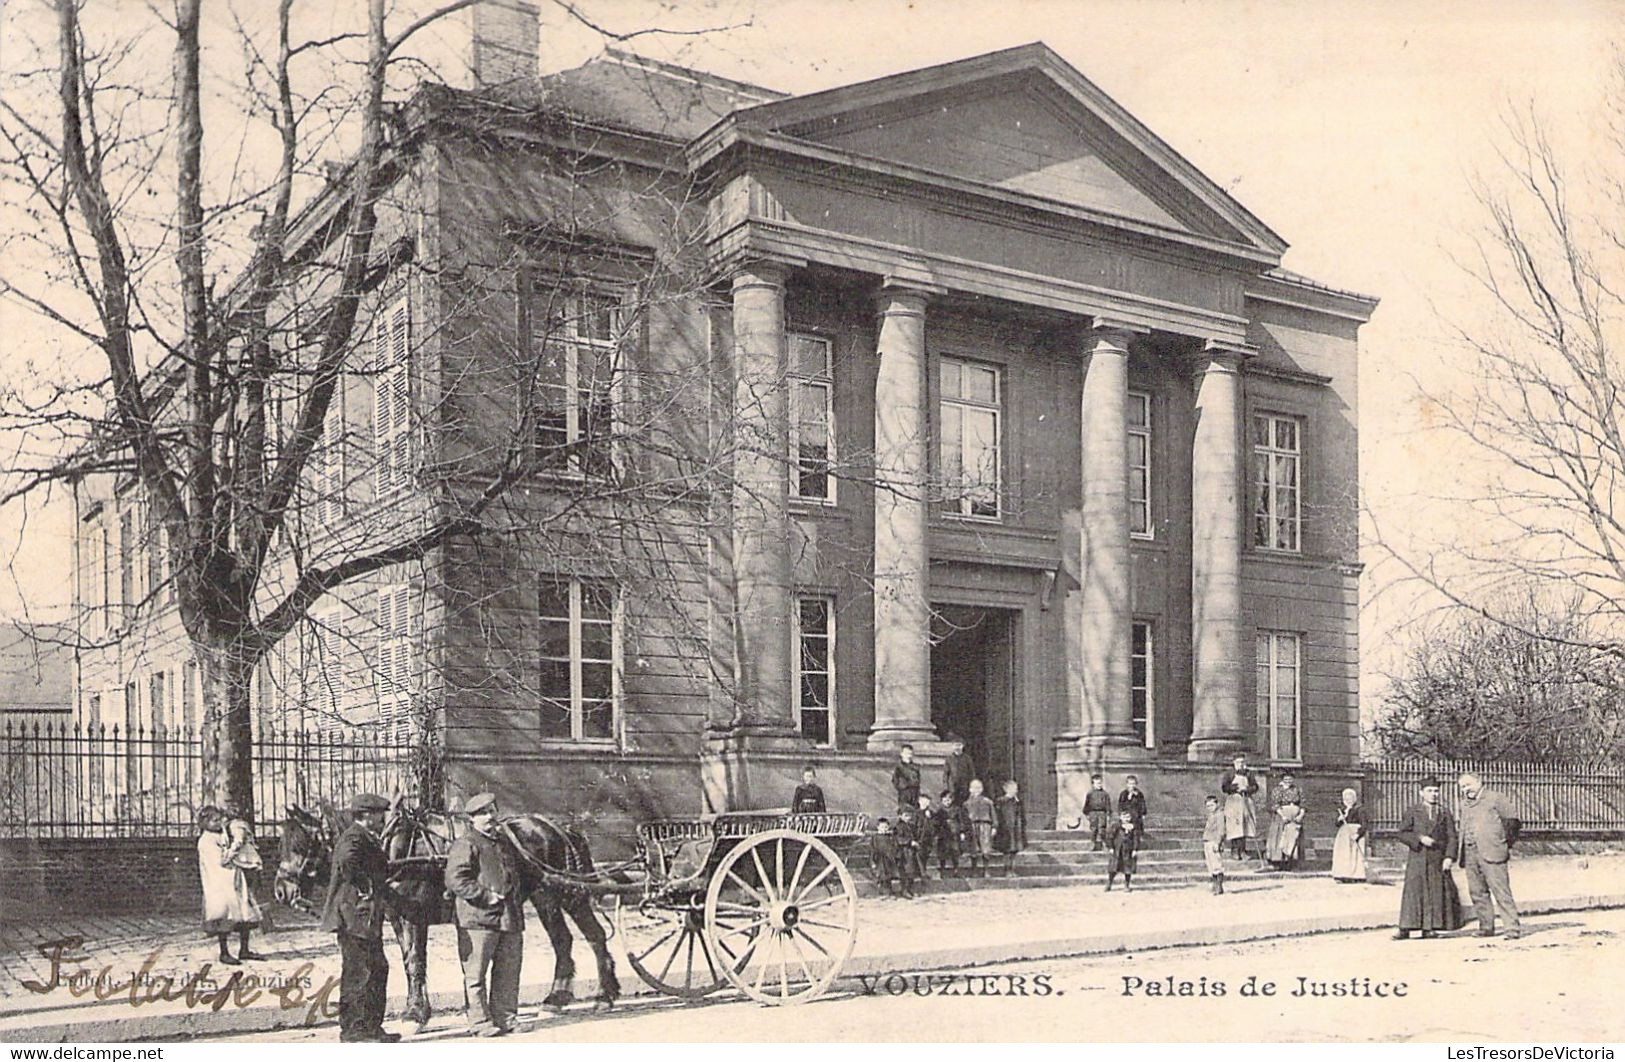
left=611, top=810, right=868, bottom=1006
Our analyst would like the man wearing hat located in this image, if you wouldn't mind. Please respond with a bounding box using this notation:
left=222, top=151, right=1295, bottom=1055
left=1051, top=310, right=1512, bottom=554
left=1393, top=777, right=1462, bottom=940
left=319, top=793, right=401, bottom=1042
left=444, top=793, right=526, bottom=1036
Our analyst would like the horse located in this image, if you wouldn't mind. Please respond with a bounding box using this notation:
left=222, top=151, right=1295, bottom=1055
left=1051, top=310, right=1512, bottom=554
left=274, top=803, right=337, bottom=910
left=280, top=801, right=621, bottom=1029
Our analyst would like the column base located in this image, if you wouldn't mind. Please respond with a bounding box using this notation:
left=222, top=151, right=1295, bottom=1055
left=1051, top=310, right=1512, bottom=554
left=1186, top=736, right=1247, bottom=763
left=1052, top=735, right=1155, bottom=826
left=866, top=722, right=943, bottom=749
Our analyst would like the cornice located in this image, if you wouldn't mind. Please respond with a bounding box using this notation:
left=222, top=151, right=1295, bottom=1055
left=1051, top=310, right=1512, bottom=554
left=1247, top=271, right=1379, bottom=324
left=707, top=216, right=1253, bottom=344
left=1242, top=361, right=1335, bottom=388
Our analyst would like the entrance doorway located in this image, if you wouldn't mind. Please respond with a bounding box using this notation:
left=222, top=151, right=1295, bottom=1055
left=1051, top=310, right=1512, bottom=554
left=929, top=606, right=1021, bottom=798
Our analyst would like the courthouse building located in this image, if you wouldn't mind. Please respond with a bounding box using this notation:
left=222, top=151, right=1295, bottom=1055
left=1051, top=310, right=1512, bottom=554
left=71, top=7, right=1375, bottom=838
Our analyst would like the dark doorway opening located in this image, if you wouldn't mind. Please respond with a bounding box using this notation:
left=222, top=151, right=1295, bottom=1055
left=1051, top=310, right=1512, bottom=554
left=929, top=606, right=1020, bottom=799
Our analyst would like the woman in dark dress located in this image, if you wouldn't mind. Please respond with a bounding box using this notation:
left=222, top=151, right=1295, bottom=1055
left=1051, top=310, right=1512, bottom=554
left=1394, top=777, right=1464, bottom=939
left=993, top=780, right=1027, bottom=876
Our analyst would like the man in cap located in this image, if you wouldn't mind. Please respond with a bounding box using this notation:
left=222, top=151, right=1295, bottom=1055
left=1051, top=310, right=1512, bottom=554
left=319, top=793, right=401, bottom=1042
left=1457, top=772, right=1523, bottom=940
left=444, top=792, right=526, bottom=1035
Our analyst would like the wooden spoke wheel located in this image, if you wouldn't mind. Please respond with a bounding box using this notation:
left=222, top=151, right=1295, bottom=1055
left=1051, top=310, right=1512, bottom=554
left=703, top=828, right=859, bottom=1006
left=616, top=894, right=724, bottom=998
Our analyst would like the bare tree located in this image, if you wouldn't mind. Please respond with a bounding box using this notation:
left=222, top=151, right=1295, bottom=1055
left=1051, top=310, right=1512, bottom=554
left=1370, top=50, right=1625, bottom=685
left=1373, top=589, right=1625, bottom=763
left=0, top=0, right=742, bottom=819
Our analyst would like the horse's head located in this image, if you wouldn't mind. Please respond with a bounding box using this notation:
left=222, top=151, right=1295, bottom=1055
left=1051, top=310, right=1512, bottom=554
left=274, top=802, right=333, bottom=911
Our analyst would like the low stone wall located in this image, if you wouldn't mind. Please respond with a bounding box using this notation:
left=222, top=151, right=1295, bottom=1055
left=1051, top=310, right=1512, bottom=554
left=0, top=837, right=283, bottom=924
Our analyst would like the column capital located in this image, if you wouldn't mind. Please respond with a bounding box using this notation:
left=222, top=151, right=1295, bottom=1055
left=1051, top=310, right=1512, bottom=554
left=728, top=255, right=802, bottom=292
left=1088, top=316, right=1152, bottom=339
left=1199, top=338, right=1259, bottom=369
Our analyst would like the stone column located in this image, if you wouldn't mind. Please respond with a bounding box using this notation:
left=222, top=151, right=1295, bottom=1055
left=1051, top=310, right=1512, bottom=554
left=1188, top=343, right=1248, bottom=761
left=730, top=263, right=795, bottom=729
left=1073, top=321, right=1143, bottom=748
left=871, top=283, right=938, bottom=747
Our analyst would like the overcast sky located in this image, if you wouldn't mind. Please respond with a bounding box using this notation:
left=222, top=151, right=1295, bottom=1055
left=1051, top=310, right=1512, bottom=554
left=1, top=0, right=1618, bottom=686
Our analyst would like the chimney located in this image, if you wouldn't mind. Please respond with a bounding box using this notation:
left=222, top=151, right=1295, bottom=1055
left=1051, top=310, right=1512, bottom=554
left=470, top=0, right=539, bottom=89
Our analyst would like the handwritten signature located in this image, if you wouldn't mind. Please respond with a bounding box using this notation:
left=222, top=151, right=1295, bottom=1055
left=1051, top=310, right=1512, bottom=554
left=19, top=937, right=341, bottom=1025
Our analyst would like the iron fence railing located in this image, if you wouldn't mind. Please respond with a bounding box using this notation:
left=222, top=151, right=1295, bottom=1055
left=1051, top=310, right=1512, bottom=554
left=1363, top=758, right=1625, bottom=835
left=0, top=719, right=416, bottom=838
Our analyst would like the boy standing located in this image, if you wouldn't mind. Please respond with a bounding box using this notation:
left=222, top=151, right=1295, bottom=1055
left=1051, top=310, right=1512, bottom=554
left=871, top=819, right=903, bottom=897
left=964, top=779, right=996, bottom=877
left=892, top=745, right=922, bottom=811
left=994, top=780, right=1027, bottom=877
left=792, top=765, right=826, bottom=814
left=1202, top=794, right=1227, bottom=894
left=895, top=804, right=923, bottom=898
left=926, top=791, right=962, bottom=879
left=1118, top=775, right=1149, bottom=835
left=1082, top=775, right=1114, bottom=850
left=1105, top=809, right=1141, bottom=892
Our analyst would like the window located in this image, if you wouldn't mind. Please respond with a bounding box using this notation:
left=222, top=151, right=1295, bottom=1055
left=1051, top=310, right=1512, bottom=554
left=312, top=607, right=345, bottom=727
left=939, top=357, right=1001, bottom=519
left=794, top=596, right=835, bottom=746
left=1252, top=414, right=1301, bottom=552
left=1256, top=631, right=1301, bottom=762
left=82, top=520, right=105, bottom=636
left=150, top=671, right=167, bottom=791
left=532, top=288, right=618, bottom=478
left=539, top=579, right=616, bottom=741
left=100, top=524, right=112, bottom=633
left=319, top=388, right=346, bottom=526
left=1131, top=621, right=1153, bottom=747
left=373, top=294, right=412, bottom=498
left=182, top=662, right=197, bottom=735
left=118, top=509, right=134, bottom=623
left=375, top=585, right=415, bottom=741
left=789, top=333, right=834, bottom=502
left=144, top=505, right=161, bottom=604
left=1128, top=391, right=1152, bottom=538
left=123, top=680, right=139, bottom=795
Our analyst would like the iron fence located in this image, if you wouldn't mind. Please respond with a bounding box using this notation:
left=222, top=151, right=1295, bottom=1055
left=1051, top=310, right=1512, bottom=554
left=1363, top=758, right=1625, bottom=835
left=0, top=719, right=417, bottom=839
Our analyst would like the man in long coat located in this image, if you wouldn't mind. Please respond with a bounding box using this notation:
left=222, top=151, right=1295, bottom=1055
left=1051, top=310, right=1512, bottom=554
left=319, top=793, right=401, bottom=1042
left=445, top=793, right=527, bottom=1035
left=1394, top=777, right=1460, bottom=940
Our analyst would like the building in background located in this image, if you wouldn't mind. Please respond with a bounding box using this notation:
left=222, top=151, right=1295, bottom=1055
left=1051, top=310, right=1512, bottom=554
left=69, top=9, right=1375, bottom=845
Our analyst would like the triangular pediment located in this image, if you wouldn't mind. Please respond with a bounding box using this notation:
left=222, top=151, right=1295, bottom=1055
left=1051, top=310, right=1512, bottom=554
left=725, top=44, right=1286, bottom=257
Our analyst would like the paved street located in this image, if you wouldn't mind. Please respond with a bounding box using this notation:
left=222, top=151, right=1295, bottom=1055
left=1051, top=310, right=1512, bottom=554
left=210, top=906, right=1625, bottom=1043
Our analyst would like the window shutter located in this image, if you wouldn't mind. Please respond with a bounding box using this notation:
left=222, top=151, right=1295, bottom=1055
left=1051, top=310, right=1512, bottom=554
left=375, top=584, right=412, bottom=739
left=374, top=296, right=412, bottom=499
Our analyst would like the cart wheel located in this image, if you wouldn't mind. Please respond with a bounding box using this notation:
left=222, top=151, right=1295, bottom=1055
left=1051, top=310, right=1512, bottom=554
left=704, top=828, right=858, bottom=1005
left=615, top=894, right=724, bottom=998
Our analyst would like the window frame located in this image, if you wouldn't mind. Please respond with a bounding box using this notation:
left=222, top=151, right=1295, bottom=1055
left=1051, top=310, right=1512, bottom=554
left=537, top=577, right=621, bottom=744
left=1256, top=630, right=1303, bottom=764
left=529, top=284, right=625, bottom=480
left=793, top=594, right=836, bottom=747
left=787, top=331, right=836, bottom=505
left=375, top=584, right=414, bottom=741
left=1252, top=412, right=1303, bottom=553
left=1131, top=620, right=1154, bottom=749
left=373, top=291, right=412, bottom=501
left=311, top=605, right=345, bottom=729
left=937, top=355, right=1003, bottom=521
left=1128, top=390, right=1153, bottom=540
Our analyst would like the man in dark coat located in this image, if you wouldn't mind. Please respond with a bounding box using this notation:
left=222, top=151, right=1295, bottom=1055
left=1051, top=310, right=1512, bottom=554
left=319, top=793, right=401, bottom=1043
left=943, top=737, right=976, bottom=806
left=444, top=793, right=526, bottom=1035
left=1394, top=777, right=1461, bottom=939
left=891, top=745, right=922, bottom=811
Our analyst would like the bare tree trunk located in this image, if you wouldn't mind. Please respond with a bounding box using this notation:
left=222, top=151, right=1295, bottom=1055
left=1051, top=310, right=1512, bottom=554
left=199, top=637, right=258, bottom=818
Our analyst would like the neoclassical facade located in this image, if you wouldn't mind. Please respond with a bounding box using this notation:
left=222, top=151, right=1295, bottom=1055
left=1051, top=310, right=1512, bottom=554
left=70, top=24, right=1375, bottom=839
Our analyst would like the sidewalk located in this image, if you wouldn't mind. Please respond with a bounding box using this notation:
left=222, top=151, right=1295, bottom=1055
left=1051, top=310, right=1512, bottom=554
left=4, top=852, right=1624, bottom=1042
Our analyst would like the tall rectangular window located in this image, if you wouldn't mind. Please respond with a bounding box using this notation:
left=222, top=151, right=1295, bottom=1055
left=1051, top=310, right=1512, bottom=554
left=794, top=596, right=835, bottom=746
left=312, top=607, right=344, bottom=728
left=1131, top=621, right=1153, bottom=747
left=1256, top=631, right=1301, bottom=762
left=318, top=389, right=346, bottom=526
left=939, top=357, right=1001, bottom=519
left=150, top=671, right=167, bottom=791
left=100, top=524, right=112, bottom=633
left=82, top=520, right=105, bottom=636
left=1252, top=414, right=1301, bottom=552
left=118, top=509, right=134, bottom=623
left=123, top=680, right=139, bottom=795
left=182, top=662, right=197, bottom=735
left=532, top=288, right=618, bottom=478
left=373, top=293, right=412, bottom=499
left=788, top=332, right=834, bottom=502
left=375, top=584, right=415, bottom=740
left=143, top=504, right=162, bottom=603
left=1128, top=391, right=1152, bottom=538
left=538, top=579, right=617, bottom=741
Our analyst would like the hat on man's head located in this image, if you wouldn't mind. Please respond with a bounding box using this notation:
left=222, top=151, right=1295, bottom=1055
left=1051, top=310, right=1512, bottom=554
left=464, top=792, right=499, bottom=815
left=350, top=793, right=390, bottom=813
left=1419, top=776, right=1442, bottom=790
